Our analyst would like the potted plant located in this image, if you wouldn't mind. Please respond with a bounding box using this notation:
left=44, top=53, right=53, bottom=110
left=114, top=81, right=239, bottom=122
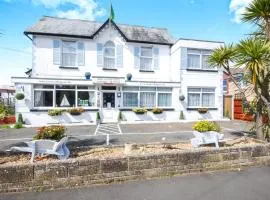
left=15, top=93, right=25, bottom=100
left=67, top=108, right=84, bottom=115
left=193, top=120, right=221, bottom=133
left=198, top=108, right=208, bottom=114
left=34, top=125, right=66, bottom=141
left=96, top=111, right=101, bottom=124
left=132, top=108, right=147, bottom=114
left=152, top=108, right=163, bottom=114
left=48, top=109, right=63, bottom=116
left=85, top=72, right=91, bottom=80
left=126, top=73, right=132, bottom=81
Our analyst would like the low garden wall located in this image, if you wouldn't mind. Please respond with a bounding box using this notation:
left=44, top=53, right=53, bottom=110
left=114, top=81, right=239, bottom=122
left=1, top=143, right=270, bottom=193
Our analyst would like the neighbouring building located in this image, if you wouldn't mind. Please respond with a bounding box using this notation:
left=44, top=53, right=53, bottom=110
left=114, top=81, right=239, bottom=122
left=0, top=85, right=15, bottom=106
left=12, top=16, right=224, bottom=126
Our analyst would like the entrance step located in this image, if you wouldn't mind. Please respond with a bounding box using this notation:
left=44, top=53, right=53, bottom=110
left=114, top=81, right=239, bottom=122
left=95, top=123, right=122, bottom=135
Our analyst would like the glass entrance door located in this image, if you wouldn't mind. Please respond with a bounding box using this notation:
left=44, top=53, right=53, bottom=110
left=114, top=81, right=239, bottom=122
left=102, top=92, right=115, bottom=108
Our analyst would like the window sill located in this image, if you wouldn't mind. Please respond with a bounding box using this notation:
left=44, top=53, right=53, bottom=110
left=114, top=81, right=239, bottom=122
left=103, top=68, right=118, bottom=71
left=119, top=108, right=175, bottom=111
left=186, top=69, right=218, bottom=72
left=139, top=70, right=155, bottom=73
left=187, top=107, right=218, bottom=111
left=30, top=108, right=99, bottom=112
left=59, top=66, right=79, bottom=70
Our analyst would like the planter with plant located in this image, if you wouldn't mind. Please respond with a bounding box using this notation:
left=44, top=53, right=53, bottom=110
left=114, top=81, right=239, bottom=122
left=197, top=108, right=208, bottom=114
left=34, top=125, right=66, bottom=141
left=85, top=72, right=91, bottom=80
left=14, top=122, right=24, bottom=129
left=132, top=108, right=147, bottom=115
left=179, top=95, right=185, bottom=101
left=48, top=109, right=63, bottom=116
left=15, top=93, right=25, bottom=100
left=126, top=73, right=132, bottom=81
left=180, top=110, right=185, bottom=120
left=193, top=120, right=221, bottom=133
left=152, top=108, right=163, bottom=114
left=67, top=108, right=84, bottom=115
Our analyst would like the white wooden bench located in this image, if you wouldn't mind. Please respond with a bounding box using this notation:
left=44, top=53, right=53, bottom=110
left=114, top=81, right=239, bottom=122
left=8, top=137, right=70, bottom=162
left=191, top=131, right=224, bottom=148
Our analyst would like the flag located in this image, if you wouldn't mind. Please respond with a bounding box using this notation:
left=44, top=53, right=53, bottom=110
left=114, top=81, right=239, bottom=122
left=109, top=3, right=115, bottom=21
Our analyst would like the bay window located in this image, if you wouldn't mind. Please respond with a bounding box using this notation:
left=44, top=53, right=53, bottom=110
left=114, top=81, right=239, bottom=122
left=187, top=49, right=213, bottom=70
left=56, top=85, right=75, bottom=107
left=34, top=85, right=54, bottom=107
left=77, top=86, right=95, bottom=107
left=122, top=86, right=139, bottom=107
left=188, top=87, right=215, bottom=108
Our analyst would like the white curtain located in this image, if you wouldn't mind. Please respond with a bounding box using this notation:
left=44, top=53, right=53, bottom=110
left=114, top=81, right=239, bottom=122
left=62, top=41, right=76, bottom=66
left=123, top=93, right=138, bottom=107
left=202, top=55, right=210, bottom=69
left=188, top=93, right=200, bottom=107
left=34, top=91, right=43, bottom=107
left=158, top=93, right=172, bottom=107
left=202, top=93, right=215, bottom=107
left=140, top=92, right=156, bottom=107
left=188, top=54, right=200, bottom=69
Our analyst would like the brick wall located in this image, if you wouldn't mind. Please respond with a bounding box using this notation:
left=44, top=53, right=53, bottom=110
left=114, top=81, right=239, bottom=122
left=1, top=144, right=270, bottom=193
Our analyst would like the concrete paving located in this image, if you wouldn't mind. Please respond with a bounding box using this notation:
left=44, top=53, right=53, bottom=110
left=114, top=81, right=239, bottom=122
left=2, top=166, right=270, bottom=200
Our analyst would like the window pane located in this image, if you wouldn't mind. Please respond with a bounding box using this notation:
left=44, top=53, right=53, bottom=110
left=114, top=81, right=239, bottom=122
left=157, top=87, right=172, bottom=92
left=202, top=55, right=211, bottom=69
left=123, top=93, right=138, bottom=107
left=140, top=57, right=152, bottom=70
left=77, top=86, right=95, bottom=90
left=188, top=93, right=200, bottom=107
left=62, top=41, right=76, bottom=66
left=78, top=91, right=95, bottom=107
left=188, top=49, right=201, bottom=54
left=56, top=90, right=75, bottom=107
left=202, top=93, right=215, bottom=107
left=104, top=57, right=115, bottom=68
left=141, top=47, right=152, bottom=57
left=56, top=85, right=75, bottom=89
left=140, top=92, right=156, bottom=107
left=202, top=88, right=215, bottom=92
left=202, top=50, right=212, bottom=54
left=62, top=41, right=76, bottom=53
left=34, top=91, right=53, bottom=107
left=122, top=86, right=139, bottom=91
left=188, top=88, right=201, bottom=92
left=188, top=54, right=200, bottom=69
left=34, top=85, right=54, bottom=89
left=104, top=47, right=115, bottom=57
left=140, top=87, right=156, bottom=91
left=158, top=93, right=172, bottom=107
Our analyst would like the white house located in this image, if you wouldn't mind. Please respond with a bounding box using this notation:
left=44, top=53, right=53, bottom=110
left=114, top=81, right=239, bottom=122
left=12, top=16, right=224, bottom=126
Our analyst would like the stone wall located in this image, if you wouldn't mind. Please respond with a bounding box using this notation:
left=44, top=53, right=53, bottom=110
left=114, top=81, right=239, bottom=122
left=1, top=144, right=270, bottom=193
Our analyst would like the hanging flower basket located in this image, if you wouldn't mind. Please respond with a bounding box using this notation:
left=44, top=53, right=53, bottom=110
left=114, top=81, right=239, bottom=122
left=15, top=93, right=25, bottom=100
left=198, top=108, right=208, bottom=114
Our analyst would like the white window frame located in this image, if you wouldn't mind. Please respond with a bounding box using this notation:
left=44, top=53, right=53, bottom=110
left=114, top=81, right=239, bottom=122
left=103, top=41, right=116, bottom=69
left=187, top=49, right=213, bottom=70
left=187, top=87, right=216, bottom=108
left=61, top=40, right=78, bottom=67
left=140, top=47, right=153, bottom=71
left=32, top=85, right=97, bottom=109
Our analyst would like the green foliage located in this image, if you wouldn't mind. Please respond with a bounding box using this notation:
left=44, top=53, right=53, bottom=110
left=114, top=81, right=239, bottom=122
left=152, top=108, right=163, bottom=114
left=96, top=111, right=101, bottom=121
left=34, top=125, right=66, bottom=141
left=180, top=110, right=185, bottom=120
left=15, top=93, right=25, bottom=100
left=0, top=102, right=7, bottom=120
left=132, top=108, right=147, bottom=114
left=17, top=113, right=24, bottom=124
left=0, top=125, right=10, bottom=129
left=14, top=122, right=24, bottom=129
left=193, top=121, right=221, bottom=133
left=67, top=108, right=84, bottom=115
left=48, top=109, right=63, bottom=116
left=224, top=110, right=231, bottom=119
left=118, top=111, right=123, bottom=121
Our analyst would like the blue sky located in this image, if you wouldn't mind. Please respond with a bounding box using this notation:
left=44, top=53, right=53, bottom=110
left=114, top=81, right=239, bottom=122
left=0, top=0, right=254, bottom=85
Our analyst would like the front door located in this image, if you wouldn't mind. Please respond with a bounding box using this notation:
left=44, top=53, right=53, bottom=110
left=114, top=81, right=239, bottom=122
left=103, top=92, right=115, bottom=108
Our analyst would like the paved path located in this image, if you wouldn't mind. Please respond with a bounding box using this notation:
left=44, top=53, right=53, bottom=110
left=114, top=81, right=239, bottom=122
left=0, top=120, right=253, bottom=151
left=2, top=166, right=270, bottom=200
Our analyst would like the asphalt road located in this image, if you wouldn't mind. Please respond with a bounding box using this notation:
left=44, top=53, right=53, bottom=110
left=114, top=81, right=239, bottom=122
left=0, top=121, right=253, bottom=151
left=2, top=166, right=270, bottom=200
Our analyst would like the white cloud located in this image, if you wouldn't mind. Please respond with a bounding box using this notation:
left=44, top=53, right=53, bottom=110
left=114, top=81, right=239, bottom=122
left=32, top=0, right=106, bottom=20
left=229, top=0, right=252, bottom=23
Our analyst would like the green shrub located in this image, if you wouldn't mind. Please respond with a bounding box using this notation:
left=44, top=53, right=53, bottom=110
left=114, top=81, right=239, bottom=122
left=96, top=112, right=101, bottom=121
left=0, top=103, right=7, bottom=120
left=67, top=108, right=84, bottom=115
left=192, top=121, right=221, bottom=132
left=132, top=108, right=147, bottom=114
left=34, top=125, right=66, bottom=141
left=15, top=93, right=25, bottom=100
left=48, top=109, right=63, bottom=116
left=118, top=111, right=123, bottom=121
left=0, top=125, right=10, bottom=129
left=152, top=108, right=163, bottom=114
left=14, top=122, right=24, bottom=129
left=17, top=113, right=24, bottom=124
left=180, top=110, right=185, bottom=120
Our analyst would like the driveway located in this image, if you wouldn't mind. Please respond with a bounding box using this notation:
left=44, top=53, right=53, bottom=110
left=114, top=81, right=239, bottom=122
left=0, top=120, right=253, bottom=151
left=2, top=166, right=270, bottom=200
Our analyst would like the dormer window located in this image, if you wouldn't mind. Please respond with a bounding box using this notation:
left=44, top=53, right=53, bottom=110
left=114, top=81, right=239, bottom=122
left=104, top=41, right=116, bottom=69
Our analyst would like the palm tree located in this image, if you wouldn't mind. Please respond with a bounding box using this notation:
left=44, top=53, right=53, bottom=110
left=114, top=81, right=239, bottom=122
left=242, top=0, right=270, bottom=39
